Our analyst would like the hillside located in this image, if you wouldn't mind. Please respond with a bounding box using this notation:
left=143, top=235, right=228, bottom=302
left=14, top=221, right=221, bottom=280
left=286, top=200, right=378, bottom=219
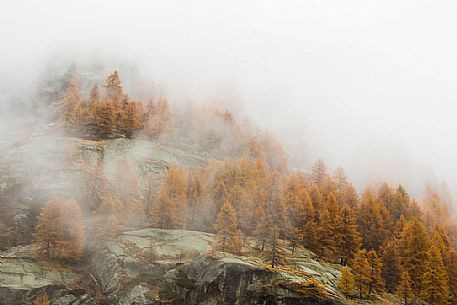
left=0, top=70, right=456, bottom=305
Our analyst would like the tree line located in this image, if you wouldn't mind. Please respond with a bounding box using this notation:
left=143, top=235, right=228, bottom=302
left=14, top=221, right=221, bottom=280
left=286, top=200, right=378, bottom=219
left=34, top=155, right=457, bottom=304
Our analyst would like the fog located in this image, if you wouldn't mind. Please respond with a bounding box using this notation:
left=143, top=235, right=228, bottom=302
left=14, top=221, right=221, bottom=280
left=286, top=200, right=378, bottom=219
left=1, top=0, right=457, bottom=206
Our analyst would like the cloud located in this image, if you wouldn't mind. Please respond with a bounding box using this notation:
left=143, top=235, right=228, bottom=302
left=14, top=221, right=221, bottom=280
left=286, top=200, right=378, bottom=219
left=1, top=0, right=456, bottom=204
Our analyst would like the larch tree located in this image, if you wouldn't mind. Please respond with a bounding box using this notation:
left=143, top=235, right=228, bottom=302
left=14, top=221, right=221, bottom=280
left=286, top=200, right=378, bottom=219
left=424, top=189, right=450, bottom=231
left=317, top=193, right=342, bottom=260
left=308, top=184, right=324, bottom=214
left=378, top=201, right=393, bottom=239
left=394, top=215, right=408, bottom=236
left=339, top=266, right=355, bottom=296
left=214, top=202, right=243, bottom=254
left=118, top=101, right=143, bottom=139
left=262, top=170, right=287, bottom=264
left=446, top=249, right=457, bottom=305
left=398, top=218, right=429, bottom=295
left=345, top=184, right=359, bottom=209
left=337, top=204, right=361, bottom=265
left=267, top=171, right=286, bottom=230
left=253, top=204, right=274, bottom=251
left=303, top=219, right=319, bottom=254
left=35, top=196, right=63, bottom=257
left=34, top=289, right=50, bottom=305
left=95, top=101, right=115, bottom=139
left=250, top=159, right=271, bottom=218
left=333, top=167, right=349, bottom=205
left=391, top=185, right=413, bottom=221
left=186, top=171, right=206, bottom=230
left=352, top=249, right=371, bottom=298
left=210, top=164, right=232, bottom=222
left=377, top=184, right=395, bottom=218
left=62, top=76, right=82, bottom=132
left=151, top=165, right=187, bottom=229
left=366, top=250, right=384, bottom=296
left=233, top=159, right=260, bottom=235
left=351, top=249, right=384, bottom=299
left=234, top=186, right=254, bottom=235
left=62, top=198, right=85, bottom=260
left=357, top=191, right=386, bottom=250
left=281, top=172, right=313, bottom=252
left=104, top=70, right=124, bottom=103
left=86, top=84, right=101, bottom=137
left=381, top=238, right=401, bottom=293
left=421, top=244, right=450, bottom=305
left=396, top=271, right=413, bottom=305
left=35, top=196, right=85, bottom=260
left=430, top=226, right=457, bottom=304
left=311, top=159, right=329, bottom=192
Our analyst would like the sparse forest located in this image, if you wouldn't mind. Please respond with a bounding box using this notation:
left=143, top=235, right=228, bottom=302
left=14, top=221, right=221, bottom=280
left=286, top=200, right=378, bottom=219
left=2, top=70, right=457, bottom=305
left=45, top=72, right=457, bottom=305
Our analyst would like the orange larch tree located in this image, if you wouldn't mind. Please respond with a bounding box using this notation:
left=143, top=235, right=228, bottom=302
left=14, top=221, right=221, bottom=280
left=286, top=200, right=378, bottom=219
left=317, top=192, right=342, bottom=260
left=186, top=171, right=206, bottom=230
left=151, top=165, right=187, bottom=229
left=33, top=289, right=50, bottom=305
left=337, top=203, right=361, bottom=265
left=421, top=244, right=450, bottom=305
left=398, top=218, right=430, bottom=296
left=35, top=196, right=85, bottom=260
left=214, top=202, right=243, bottom=254
left=281, top=171, right=314, bottom=252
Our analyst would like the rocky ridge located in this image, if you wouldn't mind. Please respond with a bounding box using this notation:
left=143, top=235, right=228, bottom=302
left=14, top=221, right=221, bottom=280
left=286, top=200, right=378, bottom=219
left=1, top=228, right=348, bottom=305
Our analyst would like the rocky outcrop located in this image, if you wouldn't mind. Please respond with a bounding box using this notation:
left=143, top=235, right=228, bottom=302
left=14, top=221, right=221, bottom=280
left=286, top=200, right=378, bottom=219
left=0, top=245, right=95, bottom=305
left=0, top=228, right=355, bottom=305
left=89, top=228, right=346, bottom=305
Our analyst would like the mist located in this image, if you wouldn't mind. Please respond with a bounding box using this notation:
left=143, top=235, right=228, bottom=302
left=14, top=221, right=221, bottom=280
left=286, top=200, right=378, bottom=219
left=1, top=0, right=457, bottom=206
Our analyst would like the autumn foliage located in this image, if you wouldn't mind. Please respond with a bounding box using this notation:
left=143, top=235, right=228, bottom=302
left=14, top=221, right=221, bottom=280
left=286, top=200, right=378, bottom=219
left=62, top=71, right=169, bottom=140
left=33, top=290, right=50, bottom=305
left=52, top=70, right=457, bottom=303
left=35, top=196, right=85, bottom=260
left=214, top=202, right=243, bottom=254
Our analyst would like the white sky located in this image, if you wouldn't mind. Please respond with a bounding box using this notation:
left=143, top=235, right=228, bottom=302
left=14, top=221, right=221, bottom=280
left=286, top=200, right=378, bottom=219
left=1, top=0, right=457, bottom=203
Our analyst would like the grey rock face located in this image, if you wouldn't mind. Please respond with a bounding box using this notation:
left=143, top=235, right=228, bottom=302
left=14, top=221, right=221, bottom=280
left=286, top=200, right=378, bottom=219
left=88, top=228, right=346, bottom=305
left=0, top=229, right=345, bottom=305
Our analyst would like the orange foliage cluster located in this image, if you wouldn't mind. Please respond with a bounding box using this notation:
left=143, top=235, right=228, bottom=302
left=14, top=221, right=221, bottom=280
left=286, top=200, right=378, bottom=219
left=33, top=290, right=50, bottom=305
left=62, top=71, right=170, bottom=139
left=35, top=196, right=85, bottom=260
